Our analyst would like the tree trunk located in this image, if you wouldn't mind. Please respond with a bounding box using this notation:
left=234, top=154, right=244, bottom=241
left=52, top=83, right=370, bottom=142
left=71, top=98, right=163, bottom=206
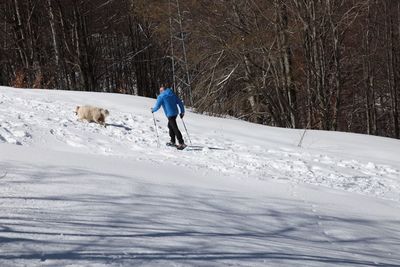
left=73, top=2, right=95, bottom=91
left=385, top=1, right=400, bottom=138
left=363, top=0, right=377, bottom=135
left=277, top=1, right=297, bottom=128
left=47, top=0, right=64, bottom=89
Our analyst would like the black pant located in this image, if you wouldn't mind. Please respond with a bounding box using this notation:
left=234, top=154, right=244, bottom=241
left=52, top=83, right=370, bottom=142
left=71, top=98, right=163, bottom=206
left=168, top=116, right=184, bottom=144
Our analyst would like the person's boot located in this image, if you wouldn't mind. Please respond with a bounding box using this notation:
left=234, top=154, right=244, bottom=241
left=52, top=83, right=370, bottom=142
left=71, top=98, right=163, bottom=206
left=166, top=141, right=176, bottom=147
left=176, top=143, right=187, bottom=150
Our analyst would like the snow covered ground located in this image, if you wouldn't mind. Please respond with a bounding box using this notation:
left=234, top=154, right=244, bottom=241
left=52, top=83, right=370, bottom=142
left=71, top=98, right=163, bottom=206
left=0, top=86, right=400, bottom=266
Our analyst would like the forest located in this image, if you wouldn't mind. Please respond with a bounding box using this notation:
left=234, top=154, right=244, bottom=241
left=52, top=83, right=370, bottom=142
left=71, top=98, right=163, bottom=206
left=0, top=0, right=399, bottom=139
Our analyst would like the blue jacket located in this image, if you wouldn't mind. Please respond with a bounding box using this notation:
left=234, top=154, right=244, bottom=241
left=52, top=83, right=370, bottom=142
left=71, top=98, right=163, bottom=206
left=152, top=88, right=185, bottom=118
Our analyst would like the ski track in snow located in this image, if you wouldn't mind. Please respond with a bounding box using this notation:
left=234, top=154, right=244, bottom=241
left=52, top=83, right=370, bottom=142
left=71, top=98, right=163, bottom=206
left=0, top=92, right=399, bottom=201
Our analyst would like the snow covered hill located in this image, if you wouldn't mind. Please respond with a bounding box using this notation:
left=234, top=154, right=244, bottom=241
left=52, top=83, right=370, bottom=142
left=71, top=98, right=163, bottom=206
left=0, top=86, right=400, bottom=266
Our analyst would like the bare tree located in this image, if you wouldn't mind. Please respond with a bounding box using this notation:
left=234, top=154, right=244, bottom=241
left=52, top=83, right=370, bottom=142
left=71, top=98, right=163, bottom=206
left=0, top=0, right=399, bottom=139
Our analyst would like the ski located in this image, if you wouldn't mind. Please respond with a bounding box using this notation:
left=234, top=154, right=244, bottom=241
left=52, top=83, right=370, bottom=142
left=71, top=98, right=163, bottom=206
left=185, top=145, right=225, bottom=151
left=166, top=143, right=224, bottom=151
left=0, top=172, right=7, bottom=179
left=181, top=145, right=226, bottom=151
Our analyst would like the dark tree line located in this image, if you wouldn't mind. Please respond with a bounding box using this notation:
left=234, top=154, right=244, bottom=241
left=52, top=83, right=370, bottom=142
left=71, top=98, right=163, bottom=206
left=1, top=0, right=400, bottom=139
left=0, top=0, right=168, bottom=97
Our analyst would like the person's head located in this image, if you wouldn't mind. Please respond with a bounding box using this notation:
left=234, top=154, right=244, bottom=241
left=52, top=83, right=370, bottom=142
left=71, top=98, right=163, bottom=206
left=159, top=86, right=165, bottom=93
left=160, top=83, right=171, bottom=93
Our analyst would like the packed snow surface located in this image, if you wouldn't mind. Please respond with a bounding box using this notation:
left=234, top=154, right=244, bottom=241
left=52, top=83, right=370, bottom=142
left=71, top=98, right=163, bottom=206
left=0, top=86, right=399, bottom=266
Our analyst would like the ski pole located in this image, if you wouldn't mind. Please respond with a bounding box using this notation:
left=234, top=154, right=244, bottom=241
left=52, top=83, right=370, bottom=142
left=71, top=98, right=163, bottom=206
left=181, top=117, right=192, bottom=146
left=152, top=110, right=160, bottom=148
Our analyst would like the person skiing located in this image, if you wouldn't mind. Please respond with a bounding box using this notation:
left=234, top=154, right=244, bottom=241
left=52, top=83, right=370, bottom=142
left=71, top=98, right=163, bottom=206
left=151, top=84, right=186, bottom=150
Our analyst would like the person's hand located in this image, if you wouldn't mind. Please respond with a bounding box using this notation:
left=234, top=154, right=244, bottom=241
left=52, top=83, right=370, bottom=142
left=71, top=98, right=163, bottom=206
left=150, top=108, right=154, bottom=113
left=180, top=113, right=184, bottom=118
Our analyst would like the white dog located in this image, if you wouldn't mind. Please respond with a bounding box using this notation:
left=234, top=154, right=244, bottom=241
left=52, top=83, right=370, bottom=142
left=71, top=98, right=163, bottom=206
left=75, top=105, right=109, bottom=127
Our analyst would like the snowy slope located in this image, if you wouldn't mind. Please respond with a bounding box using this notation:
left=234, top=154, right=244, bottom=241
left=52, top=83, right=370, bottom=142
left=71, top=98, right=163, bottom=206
left=0, top=86, right=400, bottom=266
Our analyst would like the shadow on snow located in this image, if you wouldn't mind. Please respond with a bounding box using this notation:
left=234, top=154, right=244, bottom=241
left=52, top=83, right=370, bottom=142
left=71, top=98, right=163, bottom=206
left=0, top=161, right=399, bottom=266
